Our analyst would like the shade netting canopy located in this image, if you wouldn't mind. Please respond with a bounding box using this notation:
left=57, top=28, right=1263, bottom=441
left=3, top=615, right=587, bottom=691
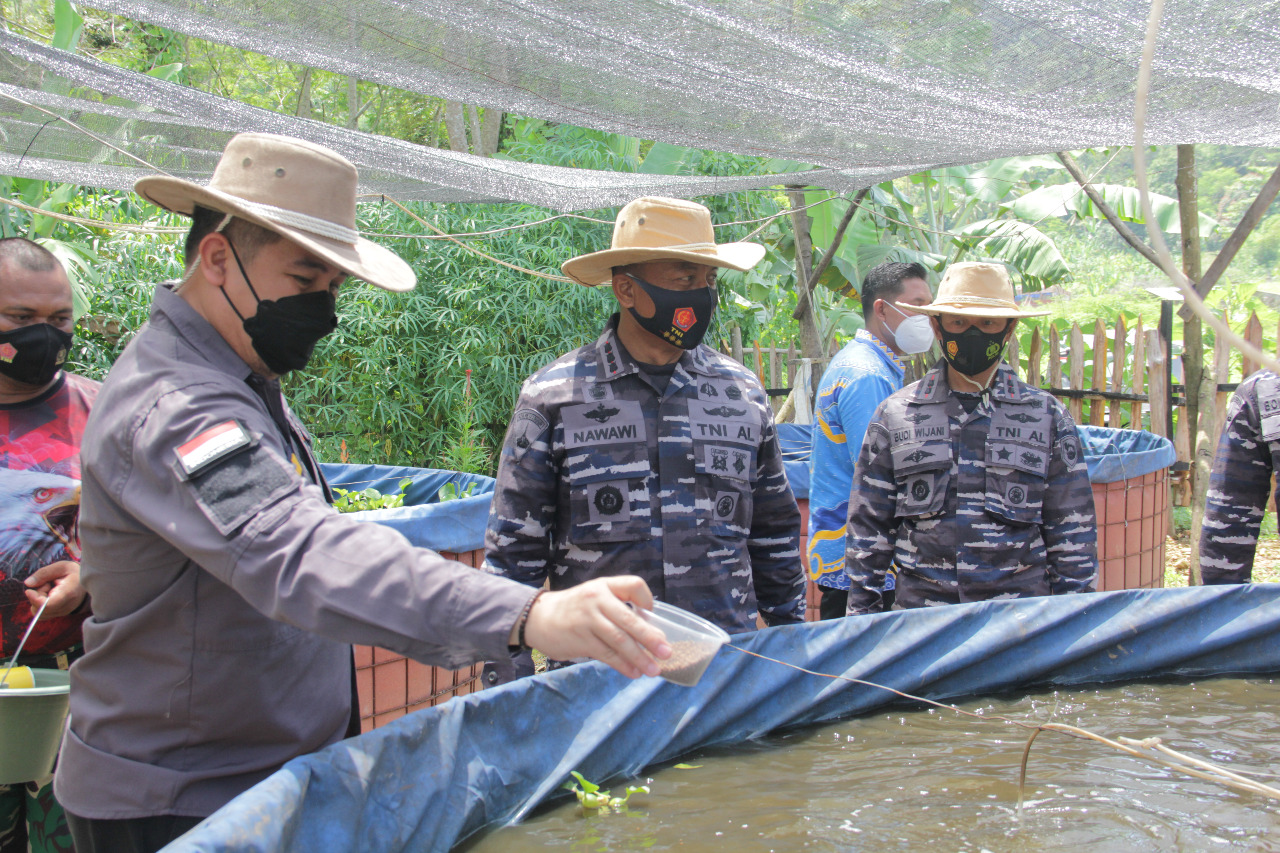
left=0, top=1, right=1277, bottom=210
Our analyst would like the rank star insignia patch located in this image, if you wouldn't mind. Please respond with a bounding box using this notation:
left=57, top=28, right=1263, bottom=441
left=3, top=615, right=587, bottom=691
left=673, top=307, right=697, bottom=331
left=0, top=342, right=15, bottom=363
left=175, top=420, right=252, bottom=477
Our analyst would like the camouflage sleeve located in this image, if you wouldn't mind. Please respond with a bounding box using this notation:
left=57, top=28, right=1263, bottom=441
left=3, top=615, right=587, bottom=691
left=844, top=412, right=897, bottom=615
left=1042, top=408, right=1097, bottom=594
left=1201, top=387, right=1271, bottom=584
left=749, top=410, right=806, bottom=626
left=482, top=387, right=556, bottom=588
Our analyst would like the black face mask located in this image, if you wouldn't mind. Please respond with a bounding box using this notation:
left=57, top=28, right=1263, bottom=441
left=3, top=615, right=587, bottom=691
left=0, top=323, right=72, bottom=387
left=222, top=241, right=338, bottom=375
left=625, top=272, right=716, bottom=350
left=939, top=322, right=1011, bottom=376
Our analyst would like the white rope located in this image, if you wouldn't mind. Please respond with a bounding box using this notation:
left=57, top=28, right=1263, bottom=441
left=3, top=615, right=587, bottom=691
left=235, top=198, right=360, bottom=244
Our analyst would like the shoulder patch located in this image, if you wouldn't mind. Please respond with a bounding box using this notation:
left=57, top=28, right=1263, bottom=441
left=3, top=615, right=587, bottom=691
left=507, top=409, right=551, bottom=461
left=175, top=420, right=252, bottom=477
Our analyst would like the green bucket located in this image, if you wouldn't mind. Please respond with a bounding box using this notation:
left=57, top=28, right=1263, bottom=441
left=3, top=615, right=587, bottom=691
left=0, top=667, right=70, bottom=784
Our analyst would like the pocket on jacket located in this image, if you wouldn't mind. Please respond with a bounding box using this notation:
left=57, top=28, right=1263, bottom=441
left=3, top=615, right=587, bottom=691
left=983, top=439, right=1048, bottom=525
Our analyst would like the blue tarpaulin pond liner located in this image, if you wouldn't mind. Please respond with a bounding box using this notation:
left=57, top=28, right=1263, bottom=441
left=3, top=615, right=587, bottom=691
left=319, top=463, right=495, bottom=554
left=776, top=422, right=1176, bottom=494
left=162, top=585, right=1280, bottom=853
left=1077, top=425, right=1178, bottom=484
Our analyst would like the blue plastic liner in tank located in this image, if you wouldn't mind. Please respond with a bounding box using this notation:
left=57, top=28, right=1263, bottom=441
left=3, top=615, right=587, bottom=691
left=777, top=423, right=812, bottom=499
left=775, top=423, right=1175, bottom=496
left=162, top=585, right=1280, bottom=853
left=1077, top=425, right=1177, bottom=484
left=319, top=463, right=495, bottom=553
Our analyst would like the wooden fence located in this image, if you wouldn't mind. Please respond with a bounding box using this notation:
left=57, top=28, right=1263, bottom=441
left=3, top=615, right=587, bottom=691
left=740, top=312, right=1279, bottom=507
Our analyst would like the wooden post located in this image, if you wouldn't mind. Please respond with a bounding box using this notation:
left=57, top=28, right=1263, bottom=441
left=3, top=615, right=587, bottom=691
left=786, top=341, right=797, bottom=387
left=1130, top=318, right=1145, bottom=429
left=1068, top=324, right=1085, bottom=425
left=1242, top=311, right=1263, bottom=379
left=1048, top=325, right=1063, bottom=391
left=753, top=340, right=766, bottom=386
left=1090, top=318, right=1107, bottom=427
left=731, top=325, right=743, bottom=365
left=1005, top=334, right=1020, bottom=379
left=1146, top=329, right=1169, bottom=438
left=1027, top=326, right=1043, bottom=388
left=1212, top=326, right=1231, bottom=455
left=1110, top=316, right=1127, bottom=428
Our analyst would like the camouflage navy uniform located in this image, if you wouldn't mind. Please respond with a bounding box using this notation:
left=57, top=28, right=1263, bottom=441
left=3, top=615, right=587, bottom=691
left=485, top=315, right=805, bottom=634
left=845, top=362, right=1097, bottom=615
left=1201, top=370, right=1280, bottom=583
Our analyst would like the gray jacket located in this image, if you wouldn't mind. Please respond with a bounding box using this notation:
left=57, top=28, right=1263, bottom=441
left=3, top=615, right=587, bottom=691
left=56, top=285, right=534, bottom=819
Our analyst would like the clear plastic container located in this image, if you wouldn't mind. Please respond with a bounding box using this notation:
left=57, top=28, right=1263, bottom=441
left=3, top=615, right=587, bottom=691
left=640, top=601, right=730, bottom=687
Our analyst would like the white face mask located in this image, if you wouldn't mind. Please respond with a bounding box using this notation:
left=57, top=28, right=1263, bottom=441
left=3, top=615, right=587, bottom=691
left=885, top=302, right=935, bottom=354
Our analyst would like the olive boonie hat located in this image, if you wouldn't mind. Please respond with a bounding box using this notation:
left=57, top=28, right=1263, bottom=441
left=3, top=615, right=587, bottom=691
left=135, top=133, right=416, bottom=292
left=901, top=261, right=1049, bottom=319
left=561, top=196, right=765, bottom=286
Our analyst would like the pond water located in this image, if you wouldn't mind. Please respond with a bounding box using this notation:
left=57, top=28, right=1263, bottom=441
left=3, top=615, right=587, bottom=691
left=459, top=677, right=1280, bottom=852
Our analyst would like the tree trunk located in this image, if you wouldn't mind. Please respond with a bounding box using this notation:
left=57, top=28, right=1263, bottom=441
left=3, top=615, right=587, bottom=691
left=786, top=187, right=823, bottom=390
left=1178, top=144, right=1208, bottom=586
left=347, top=76, right=360, bottom=129
left=479, top=107, right=504, bottom=157
left=295, top=67, right=313, bottom=119
left=465, top=104, right=483, bottom=155
left=444, top=101, right=468, bottom=153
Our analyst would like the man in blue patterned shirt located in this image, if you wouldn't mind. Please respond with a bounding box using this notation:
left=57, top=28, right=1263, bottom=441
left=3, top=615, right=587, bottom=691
left=808, top=262, right=933, bottom=619
left=485, top=198, right=805, bottom=681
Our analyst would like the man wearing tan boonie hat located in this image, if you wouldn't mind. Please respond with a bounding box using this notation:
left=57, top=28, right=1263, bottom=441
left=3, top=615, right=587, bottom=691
left=843, top=261, right=1097, bottom=618
left=483, top=197, right=805, bottom=682
left=59, top=134, right=672, bottom=850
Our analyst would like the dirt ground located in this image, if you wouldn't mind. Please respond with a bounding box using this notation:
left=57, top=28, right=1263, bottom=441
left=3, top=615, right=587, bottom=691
left=1163, top=534, right=1280, bottom=586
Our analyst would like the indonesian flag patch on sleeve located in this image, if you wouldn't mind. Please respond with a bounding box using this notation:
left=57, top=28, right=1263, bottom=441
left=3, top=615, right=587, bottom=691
left=175, top=420, right=253, bottom=477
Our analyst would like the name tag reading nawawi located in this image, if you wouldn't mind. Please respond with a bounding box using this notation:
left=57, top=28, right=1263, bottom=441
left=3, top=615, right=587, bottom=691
left=562, top=400, right=646, bottom=448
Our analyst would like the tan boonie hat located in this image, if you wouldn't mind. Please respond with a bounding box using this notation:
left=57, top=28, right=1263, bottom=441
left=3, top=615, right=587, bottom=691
left=901, top=261, right=1049, bottom=318
left=561, top=196, right=765, bottom=286
left=135, top=133, right=416, bottom=292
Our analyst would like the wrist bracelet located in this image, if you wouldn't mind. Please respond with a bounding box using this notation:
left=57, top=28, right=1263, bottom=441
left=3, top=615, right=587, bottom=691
left=516, top=589, right=545, bottom=651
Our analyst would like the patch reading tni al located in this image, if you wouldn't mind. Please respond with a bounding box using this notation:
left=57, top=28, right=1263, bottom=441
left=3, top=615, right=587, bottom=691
left=175, top=420, right=252, bottom=477
left=508, top=409, right=550, bottom=461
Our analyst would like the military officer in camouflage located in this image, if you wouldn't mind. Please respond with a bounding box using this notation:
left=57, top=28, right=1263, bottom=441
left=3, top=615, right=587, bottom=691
left=844, top=262, right=1097, bottom=615
left=485, top=196, right=805, bottom=650
left=1200, top=370, right=1280, bottom=583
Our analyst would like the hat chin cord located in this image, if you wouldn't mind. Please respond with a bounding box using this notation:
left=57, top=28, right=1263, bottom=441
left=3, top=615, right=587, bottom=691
left=178, top=213, right=234, bottom=289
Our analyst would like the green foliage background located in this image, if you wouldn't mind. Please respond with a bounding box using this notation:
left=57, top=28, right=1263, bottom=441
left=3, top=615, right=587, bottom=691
left=9, top=1, right=1280, bottom=477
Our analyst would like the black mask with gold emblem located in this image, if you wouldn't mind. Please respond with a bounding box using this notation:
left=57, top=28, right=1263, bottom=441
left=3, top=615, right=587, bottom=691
left=0, top=323, right=71, bottom=386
